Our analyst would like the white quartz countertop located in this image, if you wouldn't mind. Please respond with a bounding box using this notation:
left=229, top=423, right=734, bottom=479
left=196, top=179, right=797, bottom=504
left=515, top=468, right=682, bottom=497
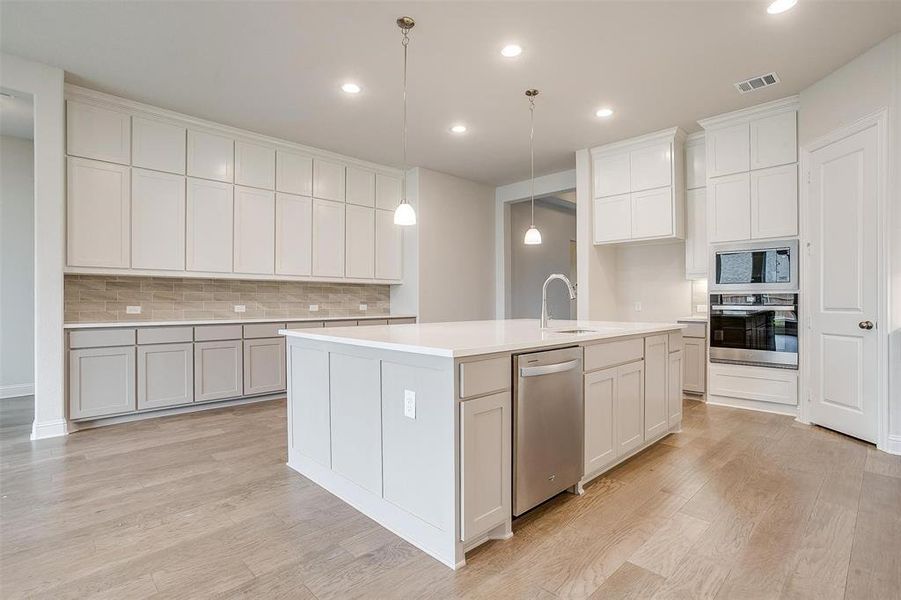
left=677, top=316, right=708, bottom=323
left=280, top=319, right=684, bottom=358
left=63, top=315, right=417, bottom=329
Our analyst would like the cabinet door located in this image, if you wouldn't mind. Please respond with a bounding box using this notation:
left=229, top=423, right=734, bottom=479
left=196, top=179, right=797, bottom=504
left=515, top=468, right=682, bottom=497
left=346, top=166, right=376, bottom=207
left=685, top=139, right=706, bottom=190
left=243, top=337, right=286, bottom=395
left=644, top=336, right=669, bottom=440
left=276, top=150, right=313, bottom=196
left=194, top=340, right=243, bottom=402
left=313, top=159, right=346, bottom=202
left=234, top=186, right=275, bottom=274
left=137, top=343, right=193, bottom=410
left=683, top=338, right=706, bottom=393
left=630, top=142, right=672, bottom=192
left=275, top=193, right=313, bottom=276
left=631, top=187, right=674, bottom=240
left=584, top=367, right=617, bottom=476
left=312, top=198, right=345, bottom=277
left=131, top=169, right=186, bottom=271
left=708, top=172, right=750, bottom=243
left=750, top=163, right=798, bottom=239
left=707, top=122, right=749, bottom=177
left=684, top=188, right=707, bottom=279
left=592, top=152, right=631, bottom=198
left=66, top=100, right=131, bottom=164
left=593, top=193, right=631, bottom=243
left=67, top=157, right=130, bottom=268
left=615, top=361, right=644, bottom=456
left=132, top=116, right=186, bottom=174
left=375, top=173, right=403, bottom=211
left=750, top=111, right=797, bottom=170
left=345, top=204, right=375, bottom=279
left=461, top=391, right=511, bottom=543
left=187, top=130, right=234, bottom=182
left=69, top=346, right=135, bottom=419
left=235, top=141, right=275, bottom=190
left=186, top=178, right=234, bottom=272
left=375, top=209, right=403, bottom=280
left=668, top=350, right=684, bottom=425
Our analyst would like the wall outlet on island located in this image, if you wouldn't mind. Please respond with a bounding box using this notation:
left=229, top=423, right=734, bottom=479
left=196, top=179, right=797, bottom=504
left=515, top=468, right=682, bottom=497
left=359, top=304, right=367, bottom=311
left=233, top=305, right=246, bottom=313
left=404, top=390, right=416, bottom=419
left=309, top=304, right=319, bottom=312
left=634, top=302, right=642, bottom=312
left=126, top=305, right=142, bottom=315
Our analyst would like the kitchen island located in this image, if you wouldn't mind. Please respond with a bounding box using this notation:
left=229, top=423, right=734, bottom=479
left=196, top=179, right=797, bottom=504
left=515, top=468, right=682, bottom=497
left=281, top=319, right=684, bottom=569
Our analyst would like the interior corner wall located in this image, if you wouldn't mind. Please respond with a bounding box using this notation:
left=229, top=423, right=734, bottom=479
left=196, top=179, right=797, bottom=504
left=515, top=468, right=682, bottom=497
left=614, top=242, right=694, bottom=322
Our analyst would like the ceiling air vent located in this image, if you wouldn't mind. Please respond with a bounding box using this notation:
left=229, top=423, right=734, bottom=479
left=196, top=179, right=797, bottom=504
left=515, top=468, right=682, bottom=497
left=734, top=72, right=780, bottom=94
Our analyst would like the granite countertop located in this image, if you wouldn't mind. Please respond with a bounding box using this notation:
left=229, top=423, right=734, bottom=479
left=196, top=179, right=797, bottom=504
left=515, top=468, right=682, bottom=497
left=63, top=314, right=417, bottom=329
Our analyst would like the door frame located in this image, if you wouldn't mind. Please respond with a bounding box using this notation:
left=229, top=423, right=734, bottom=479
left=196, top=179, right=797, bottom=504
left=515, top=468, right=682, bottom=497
left=798, top=108, right=891, bottom=453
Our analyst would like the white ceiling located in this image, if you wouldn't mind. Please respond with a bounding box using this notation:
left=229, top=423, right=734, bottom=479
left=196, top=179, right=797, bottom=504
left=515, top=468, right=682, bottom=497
left=1, top=2, right=898, bottom=185
left=0, top=90, right=33, bottom=139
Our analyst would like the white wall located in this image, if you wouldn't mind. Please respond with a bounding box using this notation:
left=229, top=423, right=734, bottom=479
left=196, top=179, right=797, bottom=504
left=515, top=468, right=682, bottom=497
left=613, top=242, right=694, bottom=322
left=0, top=136, right=34, bottom=398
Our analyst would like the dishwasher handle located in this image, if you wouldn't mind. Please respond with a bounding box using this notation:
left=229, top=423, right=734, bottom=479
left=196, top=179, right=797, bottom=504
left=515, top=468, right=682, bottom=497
left=520, top=359, right=580, bottom=378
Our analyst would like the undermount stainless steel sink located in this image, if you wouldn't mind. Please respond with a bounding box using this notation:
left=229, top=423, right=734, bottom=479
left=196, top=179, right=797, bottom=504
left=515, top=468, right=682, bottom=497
left=552, top=329, right=597, bottom=334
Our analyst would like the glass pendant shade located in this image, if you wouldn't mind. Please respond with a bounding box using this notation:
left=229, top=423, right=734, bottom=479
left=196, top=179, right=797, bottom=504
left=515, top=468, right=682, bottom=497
left=524, top=226, right=542, bottom=245
left=394, top=202, right=416, bottom=226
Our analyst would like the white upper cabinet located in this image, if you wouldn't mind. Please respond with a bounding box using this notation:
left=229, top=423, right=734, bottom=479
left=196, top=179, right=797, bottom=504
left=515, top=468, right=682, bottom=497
left=235, top=141, right=275, bottom=190
left=132, top=116, right=186, bottom=174
left=685, top=135, right=706, bottom=190
left=187, top=130, right=234, bottom=183
left=312, top=198, right=345, bottom=277
left=631, top=187, right=675, bottom=240
left=708, top=172, right=751, bottom=243
left=233, top=186, right=275, bottom=274
left=375, top=174, right=403, bottom=211
left=706, top=122, right=749, bottom=177
left=131, top=169, right=185, bottom=271
left=630, top=142, right=672, bottom=192
left=750, top=110, right=797, bottom=170
left=592, top=152, right=630, bottom=198
left=684, top=188, right=708, bottom=279
left=345, top=204, right=375, bottom=279
left=346, top=167, right=376, bottom=207
left=750, top=163, right=798, bottom=239
left=593, top=194, right=632, bottom=243
left=186, top=178, right=234, bottom=272
left=66, top=100, right=131, bottom=165
left=275, top=193, right=313, bottom=277
left=276, top=150, right=313, bottom=196
left=313, top=159, right=346, bottom=202
left=375, top=209, right=402, bottom=281
left=67, top=157, right=131, bottom=268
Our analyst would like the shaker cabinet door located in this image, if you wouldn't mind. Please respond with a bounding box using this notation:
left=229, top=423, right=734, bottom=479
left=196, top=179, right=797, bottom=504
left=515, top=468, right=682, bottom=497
left=684, top=188, right=707, bottom=279
left=708, top=172, right=750, bottom=243
left=593, top=194, right=631, bottom=244
left=375, top=209, right=403, bottom=280
left=592, top=152, right=631, bottom=198
left=131, top=168, right=186, bottom=271
left=346, top=166, right=376, bottom=207
left=194, top=340, right=243, bottom=402
left=668, top=350, right=684, bottom=426
left=187, top=130, right=234, bottom=182
left=683, top=338, right=706, bottom=394
left=132, top=116, right=186, bottom=174
left=750, top=110, right=797, bottom=170
left=312, top=198, right=346, bottom=277
left=67, top=157, right=131, bottom=268
left=235, top=140, right=276, bottom=190
left=243, top=338, right=286, bottom=395
left=615, top=361, right=645, bottom=456
left=631, top=187, right=674, bottom=240
left=750, top=163, right=798, bottom=240
left=630, top=142, right=672, bottom=192
left=584, top=367, right=617, bottom=476
left=312, top=159, right=346, bottom=202
left=707, top=122, right=749, bottom=178
left=66, top=100, right=131, bottom=164
left=233, top=186, right=275, bottom=274
left=275, top=193, right=313, bottom=276
left=644, top=336, right=669, bottom=440
left=69, top=346, right=136, bottom=419
left=276, top=150, right=313, bottom=196
left=137, top=343, right=194, bottom=410
left=345, top=204, right=375, bottom=279
left=186, top=178, right=234, bottom=273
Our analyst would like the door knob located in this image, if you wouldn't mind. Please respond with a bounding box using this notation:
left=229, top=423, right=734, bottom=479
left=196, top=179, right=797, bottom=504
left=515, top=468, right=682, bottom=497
left=858, top=321, right=874, bottom=330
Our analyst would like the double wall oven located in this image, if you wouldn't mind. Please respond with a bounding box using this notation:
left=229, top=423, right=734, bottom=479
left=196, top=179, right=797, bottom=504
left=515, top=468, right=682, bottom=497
left=708, top=240, right=799, bottom=370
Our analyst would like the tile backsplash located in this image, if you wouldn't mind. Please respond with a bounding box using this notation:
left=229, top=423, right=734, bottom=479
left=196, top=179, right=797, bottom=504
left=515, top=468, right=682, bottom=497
left=64, top=275, right=391, bottom=323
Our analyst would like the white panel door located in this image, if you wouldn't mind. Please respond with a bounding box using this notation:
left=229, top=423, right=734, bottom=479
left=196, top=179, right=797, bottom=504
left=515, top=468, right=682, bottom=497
left=708, top=172, right=750, bottom=242
left=593, top=194, right=631, bottom=243
left=235, top=141, right=275, bottom=189
left=750, top=163, right=798, bottom=239
left=630, top=142, right=672, bottom=192
left=644, top=335, right=669, bottom=440
left=375, top=173, right=403, bottom=210
left=66, top=100, right=131, bottom=164
left=682, top=337, right=706, bottom=393
left=707, top=122, right=749, bottom=177
left=131, top=168, right=186, bottom=271
left=132, top=116, right=186, bottom=174
left=375, top=209, right=403, bottom=280
left=584, top=366, right=617, bottom=476
left=187, top=130, right=234, bottom=182
left=275, top=193, right=313, bottom=276
left=615, top=361, right=644, bottom=456
left=312, top=198, right=345, bottom=277
left=750, top=111, right=797, bottom=170
left=685, top=139, right=706, bottom=190
left=345, top=204, right=375, bottom=279
left=186, top=178, right=234, bottom=272
left=684, top=188, right=707, bottom=279
left=345, top=166, right=376, bottom=207
left=668, top=350, right=683, bottom=426
left=234, top=186, right=275, bottom=274
left=67, top=157, right=131, bottom=268
left=592, top=152, right=630, bottom=198
left=313, top=159, right=346, bottom=202
left=808, top=123, right=879, bottom=443
left=631, top=187, right=674, bottom=240
left=276, top=150, right=313, bottom=196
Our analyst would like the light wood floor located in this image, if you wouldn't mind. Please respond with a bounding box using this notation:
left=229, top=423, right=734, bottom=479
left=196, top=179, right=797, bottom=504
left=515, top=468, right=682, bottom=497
left=2, top=395, right=899, bottom=599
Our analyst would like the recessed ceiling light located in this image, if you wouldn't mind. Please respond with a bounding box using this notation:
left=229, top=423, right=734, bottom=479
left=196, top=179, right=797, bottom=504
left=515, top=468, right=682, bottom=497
left=595, top=107, right=614, bottom=118
left=341, top=82, right=361, bottom=94
left=767, top=0, right=797, bottom=14
left=501, top=44, right=522, bottom=58
left=449, top=124, right=467, bottom=134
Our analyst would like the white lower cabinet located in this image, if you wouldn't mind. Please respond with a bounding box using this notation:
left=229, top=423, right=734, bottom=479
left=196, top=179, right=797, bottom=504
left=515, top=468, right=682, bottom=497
left=194, top=340, right=243, bottom=402
left=186, top=178, right=234, bottom=273
left=67, top=157, right=131, bottom=268
left=243, top=337, right=286, bottom=395
left=683, top=337, right=706, bottom=393
left=375, top=209, right=403, bottom=280
left=615, top=360, right=645, bottom=456
left=644, top=335, right=669, bottom=440
left=312, top=198, right=346, bottom=277
left=233, top=186, right=275, bottom=274
left=345, top=204, right=375, bottom=279
left=137, top=343, right=194, bottom=410
left=69, top=346, right=136, bottom=419
left=131, top=168, right=186, bottom=271
left=584, top=367, right=617, bottom=476
left=668, top=350, right=683, bottom=426
left=460, top=391, right=511, bottom=543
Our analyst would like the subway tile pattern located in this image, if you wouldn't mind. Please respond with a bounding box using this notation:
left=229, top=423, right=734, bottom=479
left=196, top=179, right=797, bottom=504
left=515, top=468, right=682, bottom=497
left=64, top=275, right=391, bottom=323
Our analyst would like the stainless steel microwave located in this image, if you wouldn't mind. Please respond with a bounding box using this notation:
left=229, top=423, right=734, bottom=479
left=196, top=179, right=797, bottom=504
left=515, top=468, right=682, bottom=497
left=709, top=239, right=799, bottom=293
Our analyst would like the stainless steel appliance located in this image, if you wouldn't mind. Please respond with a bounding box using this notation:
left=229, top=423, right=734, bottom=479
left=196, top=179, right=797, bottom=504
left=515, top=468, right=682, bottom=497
left=709, top=292, right=799, bottom=369
left=513, top=346, right=583, bottom=516
left=709, top=239, right=799, bottom=293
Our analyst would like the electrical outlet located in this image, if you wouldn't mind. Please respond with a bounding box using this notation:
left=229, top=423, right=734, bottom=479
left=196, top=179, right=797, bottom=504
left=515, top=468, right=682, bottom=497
left=404, top=390, right=416, bottom=419
left=634, top=302, right=642, bottom=312
left=697, top=304, right=708, bottom=314
left=359, top=303, right=368, bottom=311
left=309, top=304, right=319, bottom=312
left=125, top=305, right=142, bottom=315
left=234, top=305, right=246, bottom=313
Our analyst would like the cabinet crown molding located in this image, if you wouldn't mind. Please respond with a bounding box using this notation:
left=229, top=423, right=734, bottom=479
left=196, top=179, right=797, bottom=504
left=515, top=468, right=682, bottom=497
left=589, top=126, right=685, bottom=157
left=697, top=95, right=799, bottom=130
left=685, top=131, right=705, bottom=145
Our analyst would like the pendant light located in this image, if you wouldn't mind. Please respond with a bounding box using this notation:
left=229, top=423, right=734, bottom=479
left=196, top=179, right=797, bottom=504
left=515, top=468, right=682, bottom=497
left=393, top=16, right=417, bottom=226
left=523, top=89, right=542, bottom=245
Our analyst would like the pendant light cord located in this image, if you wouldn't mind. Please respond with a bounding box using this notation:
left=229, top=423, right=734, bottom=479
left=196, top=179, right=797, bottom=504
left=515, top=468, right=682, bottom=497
left=401, top=25, right=410, bottom=205
left=529, top=94, right=535, bottom=227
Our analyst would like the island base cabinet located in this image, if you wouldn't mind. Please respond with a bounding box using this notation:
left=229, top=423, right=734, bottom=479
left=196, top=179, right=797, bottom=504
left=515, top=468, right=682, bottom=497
left=668, top=350, right=683, bottom=426
left=584, top=367, right=617, bottom=476
left=461, top=391, right=511, bottom=544
left=69, top=346, right=136, bottom=419
left=644, top=335, right=669, bottom=440
left=243, top=338, right=286, bottom=396
left=137, top=343, right=194, bottom=410
left=615, top=361, right=645, bottom=456
left=194, top=340, right=243, bottom=402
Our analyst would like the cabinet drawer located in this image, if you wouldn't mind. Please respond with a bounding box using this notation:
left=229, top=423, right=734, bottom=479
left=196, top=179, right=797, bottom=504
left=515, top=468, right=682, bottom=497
left=389, top=317, right=417, bottom=325
left=708, top=364, right=798, bottom=406
left=584, top=338, right=643, bottom=372
left=286, top=321, right=324, bottom=329
left=69, top=328, right=136, bottom=349
left=194, top=324, right=242, bottom=341
left=137, top=326, right=193, bottom=345
left=325, top=320, right=357, bottom=328
left=680, top=322, right=707, bottom=339
left=243, top=323, right=285, bottom=339
left=459, top=356, right=511, bottom=399
left=668, top=331, right=683, bottom=352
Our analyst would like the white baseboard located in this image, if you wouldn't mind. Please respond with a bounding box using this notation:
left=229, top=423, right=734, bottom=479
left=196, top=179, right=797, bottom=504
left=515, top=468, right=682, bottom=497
left=706, top=394, right=798, bottom=417
left=31, top=418, right=69, bottom=440
left=1, top=383, right=34, bottom=399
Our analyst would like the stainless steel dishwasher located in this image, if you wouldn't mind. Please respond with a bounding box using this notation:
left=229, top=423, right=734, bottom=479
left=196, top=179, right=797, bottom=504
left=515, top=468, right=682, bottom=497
left=513, top=346, right=583, bottom=516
